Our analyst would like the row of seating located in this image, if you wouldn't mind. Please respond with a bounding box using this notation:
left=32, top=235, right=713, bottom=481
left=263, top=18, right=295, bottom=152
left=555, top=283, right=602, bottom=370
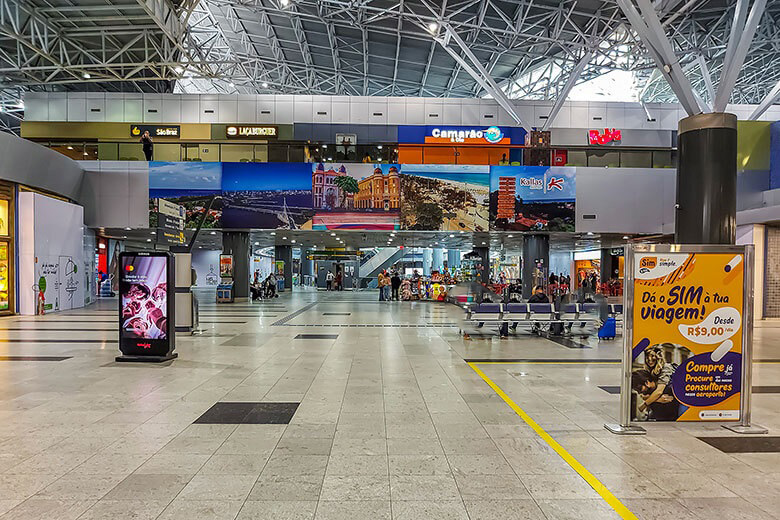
left=463, top=302, right=623, bottom=332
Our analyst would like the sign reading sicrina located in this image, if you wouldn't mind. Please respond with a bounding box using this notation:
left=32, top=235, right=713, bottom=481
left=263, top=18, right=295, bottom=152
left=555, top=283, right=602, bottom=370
left=628, top=246, right=748, bottom=422
left=225, top=125, right=278, bottom=139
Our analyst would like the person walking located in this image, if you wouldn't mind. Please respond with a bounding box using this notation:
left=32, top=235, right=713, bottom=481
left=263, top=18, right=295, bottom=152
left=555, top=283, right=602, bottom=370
left=325, top=270, right=334, bottom=291
left=335, top=271, right=343, bottom=291
left=391, top=271, right=401, bottom=301
left=140, top=130, right=154, bottom=161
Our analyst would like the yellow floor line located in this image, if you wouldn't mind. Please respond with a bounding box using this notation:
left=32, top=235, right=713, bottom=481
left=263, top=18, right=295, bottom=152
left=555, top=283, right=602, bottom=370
left=471, top=361, right=621, bottom=365
left=468, top=362, right=638, bottom=520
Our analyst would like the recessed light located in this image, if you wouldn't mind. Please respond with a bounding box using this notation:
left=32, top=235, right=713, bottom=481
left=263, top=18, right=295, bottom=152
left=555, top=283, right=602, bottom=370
left=254, top=242, right=259, bottom=245
left=481, top=241, right=486, bottom=245
left=459, top=230, right=464, bottom=234
left=146, top=238, right=152, bottom=242
left=330, top=232, right=336, bottom=236
left=67, top=146, right=73, bottom=150
left=262, top=82, right=268, bottom=88
left=125, top=227, right=131, bottom=231
left=282, top=236, right=287, bottom=240
left=82, top=72, right=91, bottom=79
left=623, top=235, right=630, bottom=240
left=270, top=232, right=276, bottom=235
left=150, top=231, right=156, bottom=235
left=428, top=22, right=438, bottom=32
left=587, top=232, right=594, bottom=236
left=291, top=239, right=296, bottom=243
left=508, top=234, right=513, bottom=238
left=210, top=231, right=216, bottom=235
left=377, top=145, right=383, bottom=149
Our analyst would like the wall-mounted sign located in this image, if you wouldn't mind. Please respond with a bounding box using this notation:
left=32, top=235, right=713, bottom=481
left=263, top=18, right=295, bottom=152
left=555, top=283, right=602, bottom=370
left=157, top=213, right=184, bottom=231
left=131, top=125, right=180, bottom=138
left=226, top=125, right=278, bottom=139
left=429, top=126, right=506, bottom=144
left=589, top=128, right=621, bottom=145
left=219, top=254, right=234, bottom=279
left=158, top=229, right=186, bottom=245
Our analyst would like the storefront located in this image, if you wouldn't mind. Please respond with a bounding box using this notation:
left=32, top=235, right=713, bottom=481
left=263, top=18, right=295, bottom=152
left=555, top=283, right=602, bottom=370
left=397, top=125, right=526, bottom=165
left=0, top=182, right=14, bottom=314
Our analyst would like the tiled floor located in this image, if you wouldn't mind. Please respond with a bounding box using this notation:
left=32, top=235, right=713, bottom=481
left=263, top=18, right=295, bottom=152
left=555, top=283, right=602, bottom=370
left=0, top=289, right=779, bottom=519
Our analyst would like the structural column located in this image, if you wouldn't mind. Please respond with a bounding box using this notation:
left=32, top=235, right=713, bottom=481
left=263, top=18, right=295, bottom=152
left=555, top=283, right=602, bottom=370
left=676, top=113, right=737, bottom=244
left=275, top=245, right=293, bottom=291
left=431, top=248, right=444, bottom=273
left=600, top=248, right=613, bottom=283
left=522, top=235, right=549, bottom=299
left=422, top=248, right=433, bottom=276
left=447, top=249, right=461, bottom=269
left=222, top=232, right=250, bottom=298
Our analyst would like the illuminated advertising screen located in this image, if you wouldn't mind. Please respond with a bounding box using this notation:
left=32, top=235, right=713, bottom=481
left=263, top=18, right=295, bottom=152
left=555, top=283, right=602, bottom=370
left=118, top=252, right=176, bottom=360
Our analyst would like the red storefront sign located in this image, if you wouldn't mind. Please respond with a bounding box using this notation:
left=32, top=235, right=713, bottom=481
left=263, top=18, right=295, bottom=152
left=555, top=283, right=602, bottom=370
left=589, top=128, right=621, bottom=145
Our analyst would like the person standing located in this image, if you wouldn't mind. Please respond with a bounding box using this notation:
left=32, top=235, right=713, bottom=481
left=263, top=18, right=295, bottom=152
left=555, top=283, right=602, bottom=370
left=391, top=271, right=401, bottom=301
left=140, top=130, right=154, bottom=161
left=335, top=270, right=343, bottom=291
left=378, top=272, right=386, bottom=301
left=325, top=270, right=334, bottom=291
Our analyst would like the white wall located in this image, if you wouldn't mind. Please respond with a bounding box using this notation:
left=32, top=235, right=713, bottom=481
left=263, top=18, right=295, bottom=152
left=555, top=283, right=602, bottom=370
left=18, top=193, right=86, bottom=315
left=26, top=92, right=780, bottom=129
left=737, top=224, right=765, bottom=320
left=191, top=249, right=220, bottom=287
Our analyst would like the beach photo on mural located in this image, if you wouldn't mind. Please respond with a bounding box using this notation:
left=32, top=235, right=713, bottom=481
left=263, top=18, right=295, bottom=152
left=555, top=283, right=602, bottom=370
left=221, top=162, right=315, bottom=229
left=311, top=163, right=401, bottom=230
left=489, top=166, right=576, bottom=232
left=399, top=165, right=489, bottom=231
left=148, top=161, right=222, bottom=228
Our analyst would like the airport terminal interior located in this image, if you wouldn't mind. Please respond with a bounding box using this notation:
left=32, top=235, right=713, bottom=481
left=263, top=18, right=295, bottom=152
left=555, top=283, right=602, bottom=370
left=4, top=1, right=780, bottom=519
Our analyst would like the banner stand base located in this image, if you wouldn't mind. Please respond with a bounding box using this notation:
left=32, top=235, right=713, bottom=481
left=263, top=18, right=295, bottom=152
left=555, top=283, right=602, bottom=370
left=723, top=423, right=768, bottom=435
left=604, top=423, right=646, bottom=435
left=116, top=353, right=178, bottom=363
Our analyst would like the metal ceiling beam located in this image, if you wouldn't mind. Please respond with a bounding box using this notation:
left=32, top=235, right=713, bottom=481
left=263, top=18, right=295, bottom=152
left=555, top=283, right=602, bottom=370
left=748, top=79, right=780, bottom=120
left=438, top=25, right=527, bottom=129
left=541, top=50, right=593, bottom=131
left=617, top=0, right=701, bottom=115
left=713, top=0, right=768, bottom=112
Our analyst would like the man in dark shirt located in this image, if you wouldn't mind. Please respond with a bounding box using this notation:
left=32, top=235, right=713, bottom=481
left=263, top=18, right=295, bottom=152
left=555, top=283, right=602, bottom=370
left=140, top=130, right=154, bottom=161
left=631, top=369, right=682, bottom=421
left=390, top=272, right=401, bottom=300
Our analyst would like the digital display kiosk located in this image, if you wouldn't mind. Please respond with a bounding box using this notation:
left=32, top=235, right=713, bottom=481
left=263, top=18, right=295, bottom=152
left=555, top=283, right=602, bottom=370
left=116, top=251, right=177, bottom=362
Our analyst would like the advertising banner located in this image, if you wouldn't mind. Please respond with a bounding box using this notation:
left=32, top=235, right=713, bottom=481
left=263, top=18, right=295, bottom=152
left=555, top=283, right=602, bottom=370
left=626, top=244, right=751, bottom=423
left=117, top=251, right=176, bottom=361
left=220, top=254, right=234, bottom=279
left=489, top=166, right=576, bottom=231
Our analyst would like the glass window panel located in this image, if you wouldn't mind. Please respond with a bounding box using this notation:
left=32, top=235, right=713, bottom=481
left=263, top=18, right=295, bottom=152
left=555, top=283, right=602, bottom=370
left=221, top=144, right=254, bottom=162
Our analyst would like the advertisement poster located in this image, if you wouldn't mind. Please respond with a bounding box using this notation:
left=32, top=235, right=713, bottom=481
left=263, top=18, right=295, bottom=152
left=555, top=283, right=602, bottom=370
left=489, top=166, right=576, bottom=231
left=220, top=255, right=234, bottom=279
left=400, top=165, right=489, bottom=231
left=630, top=251, right=745, bottom=422
left=311, top=163, right=400, bottom=230
left=120, top=255, right=168, bottom=340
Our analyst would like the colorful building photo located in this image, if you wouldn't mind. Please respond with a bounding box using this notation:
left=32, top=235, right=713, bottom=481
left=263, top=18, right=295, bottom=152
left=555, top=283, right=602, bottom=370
left=148, top=161, right=223, bottom=228
left=221, top=162, right=315, bottom=229
left=311, top=163, right=400, bottom=230
left=399, top=165, right=490, bottom=231
left=489, top=166, right=576, bottom=232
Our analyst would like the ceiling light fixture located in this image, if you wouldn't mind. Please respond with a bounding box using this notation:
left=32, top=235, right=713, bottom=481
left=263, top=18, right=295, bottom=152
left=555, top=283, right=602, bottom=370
left=623, top=235, right=630, bottom=240
left=175, top=66, right=184, bottom=73
left=270, top=232, right=276, bottom=235
left=254, top=241, right=260, bottom=245
left=82, top=72, right=91, bottom=79
left=428, top=22, right=438, bottom=32
left=262, top=82, right=268, bottom=88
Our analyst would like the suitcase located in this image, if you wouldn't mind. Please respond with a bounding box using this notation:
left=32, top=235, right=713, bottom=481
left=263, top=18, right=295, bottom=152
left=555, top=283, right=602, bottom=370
left=598, top=317, right=616, bottom=340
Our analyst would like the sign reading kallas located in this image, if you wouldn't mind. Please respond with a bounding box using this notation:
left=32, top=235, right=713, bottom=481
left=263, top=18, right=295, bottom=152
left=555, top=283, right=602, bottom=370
left=226, top=125, right=278, bottom=139
left=430, top=126, right=504, bottom=144
left=589, top=128, right=621, bottom=145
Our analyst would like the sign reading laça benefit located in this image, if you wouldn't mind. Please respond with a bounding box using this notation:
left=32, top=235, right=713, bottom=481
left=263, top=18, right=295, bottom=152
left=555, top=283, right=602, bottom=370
left=630, top=251, right=745, bottom=422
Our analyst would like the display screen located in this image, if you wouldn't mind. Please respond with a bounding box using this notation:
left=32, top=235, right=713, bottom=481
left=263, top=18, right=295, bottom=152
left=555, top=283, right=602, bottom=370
left=120, top=255, right=168, bottom=339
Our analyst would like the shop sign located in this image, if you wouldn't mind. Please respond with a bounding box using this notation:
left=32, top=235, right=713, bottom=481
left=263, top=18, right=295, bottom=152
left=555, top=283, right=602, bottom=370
left=158, top=229, right=186, bottom=245
left=589, top=128, right=621, bottom=145
left=131, top=125, right=180, bottom=138
left=430, top=126, right=505, bottom=144
left=226, top=125, right=278, bottom=139
left=220, top=254, right=234, bottom=279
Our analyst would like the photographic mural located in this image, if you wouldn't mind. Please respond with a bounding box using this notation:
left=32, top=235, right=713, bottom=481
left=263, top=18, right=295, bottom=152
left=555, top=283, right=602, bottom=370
left=221, top=162, right=315, bottom=229
left=311, top=163, right=401, bottom=230
left=489, top=166, right=576, bottom=232
left=148, top=162, right=578, bottom=232
left=148, top=161, right=222, bottom=228
left=400, top=165, right=489, bottom=232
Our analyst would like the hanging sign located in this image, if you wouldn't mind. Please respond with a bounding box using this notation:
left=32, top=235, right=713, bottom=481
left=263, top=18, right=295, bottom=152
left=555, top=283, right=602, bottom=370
left=131, top=125, right=180, bottom=138
left=226, top=125, right=278, bottom=139
left=623, top=244, right=753, bottom=424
